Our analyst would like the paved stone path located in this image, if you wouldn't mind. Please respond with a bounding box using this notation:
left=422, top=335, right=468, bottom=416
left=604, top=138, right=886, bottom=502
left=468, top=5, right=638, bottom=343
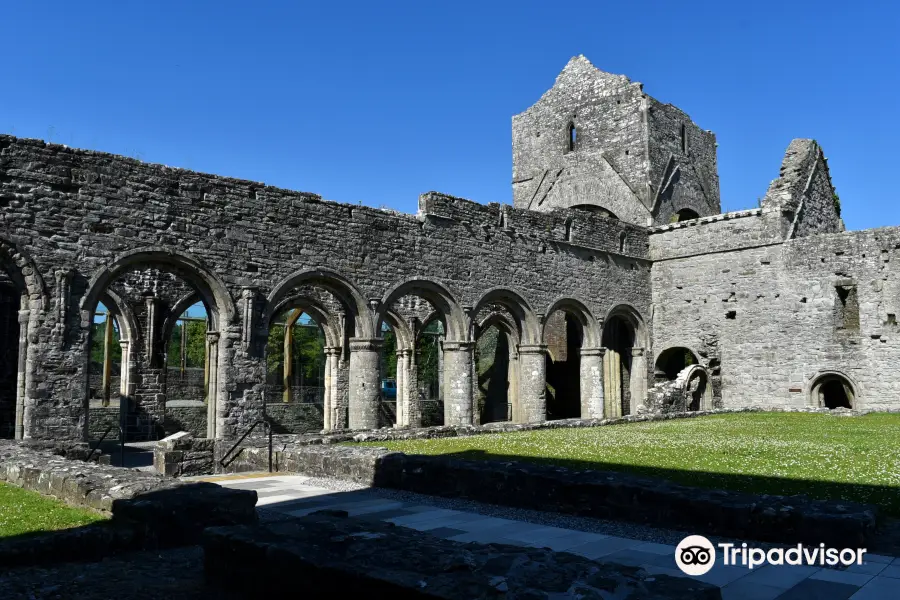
left=211, top=474, right=899, bottom=600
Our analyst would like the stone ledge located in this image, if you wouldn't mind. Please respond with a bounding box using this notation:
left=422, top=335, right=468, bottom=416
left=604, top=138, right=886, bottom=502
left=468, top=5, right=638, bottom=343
left=203, top=513, right=720, bottom=599
left=0, top=440, right=257, bottom=561
left=238, top=442, right=878, bottom=548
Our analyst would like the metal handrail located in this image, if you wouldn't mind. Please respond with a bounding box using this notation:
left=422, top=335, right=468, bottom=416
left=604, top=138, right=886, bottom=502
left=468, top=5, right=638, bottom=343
left=219, top=417, right=273, bottom=472
left=86, top=424, right=114, bottom=462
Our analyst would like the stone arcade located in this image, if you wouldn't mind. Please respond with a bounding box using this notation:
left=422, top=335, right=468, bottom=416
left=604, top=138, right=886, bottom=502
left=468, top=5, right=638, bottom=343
left=0, top=55, right=888, bottom=443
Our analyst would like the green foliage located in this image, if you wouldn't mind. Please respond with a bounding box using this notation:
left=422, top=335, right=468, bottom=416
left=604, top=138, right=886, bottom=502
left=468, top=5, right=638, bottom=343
left=416, top=321, right=443, bottom=396
left=167, top=320, right=208, bottom=368
left=265, top=316, right=325, bottom=385
left=0, top=482, right=107, bottom=538
left=356, top=413, right=900, bottom=516
left=381, top=328, right=397, bottom=379
left=89, top=319, right=121, bottom=369
left=833, top=191, right=841, bottom=217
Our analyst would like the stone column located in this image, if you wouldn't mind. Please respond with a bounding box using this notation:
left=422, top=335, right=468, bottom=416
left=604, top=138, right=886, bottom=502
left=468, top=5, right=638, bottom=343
left=579, top=347, right=606, bottom=419
left=206, top=331, right=220, bottom=439
left=629, top=347, right=646, bottom=416
left=406, top=348, right=421, bottom=428
left=322, top=346, right=338, bottom=431
left=508, top=348, right=520, bottom=423
left=14, top=309, right=29, bottom=440
left=517, top=344, right=547, bottom=424
left=442, top=341, right=474, bottom=426
left=603, top=347, right=621, bottom=418
left=348, top=338, right=382, bottom=430
left=395, top=348, right=414, bottom=427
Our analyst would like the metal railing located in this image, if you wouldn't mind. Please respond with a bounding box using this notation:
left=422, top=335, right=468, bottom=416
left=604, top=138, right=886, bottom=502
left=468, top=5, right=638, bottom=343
left=219, top=417, right=273, bottom=472
left=86, top=424, right=113, bottom=462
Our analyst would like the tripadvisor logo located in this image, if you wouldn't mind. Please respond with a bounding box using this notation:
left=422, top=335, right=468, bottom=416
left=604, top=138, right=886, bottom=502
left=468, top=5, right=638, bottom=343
left=675, top=535, right=868, bottom=576
left=675, top=535, right=716, bottom=575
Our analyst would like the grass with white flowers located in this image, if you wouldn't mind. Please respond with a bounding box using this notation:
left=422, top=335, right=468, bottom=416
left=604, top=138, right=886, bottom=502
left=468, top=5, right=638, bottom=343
left=357, top=412, right=900, bottom=514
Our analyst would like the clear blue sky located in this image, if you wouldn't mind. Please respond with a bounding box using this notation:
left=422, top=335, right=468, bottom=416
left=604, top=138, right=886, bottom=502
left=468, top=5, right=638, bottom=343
left=4, top=1, right=897, bottom=231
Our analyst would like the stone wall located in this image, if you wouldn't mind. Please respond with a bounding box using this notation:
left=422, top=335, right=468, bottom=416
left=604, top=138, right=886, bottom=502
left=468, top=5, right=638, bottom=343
left=0, top=134, right=649, bottom=441
left=651, top=216, right=900, bottom=409
left=233, top=437, right=877, bottom=547
left=264, top=401, right=324, bottom=434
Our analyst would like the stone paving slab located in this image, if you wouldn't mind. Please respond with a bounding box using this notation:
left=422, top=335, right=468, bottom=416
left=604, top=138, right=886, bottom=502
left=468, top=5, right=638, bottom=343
left=213, top=474, right=899, bottom=600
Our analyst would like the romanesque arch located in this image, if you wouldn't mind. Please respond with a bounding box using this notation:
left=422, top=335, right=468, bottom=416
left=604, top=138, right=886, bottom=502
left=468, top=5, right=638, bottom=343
left=377, top=278, right=470, bottom=426
left=0, top=238, right=47, bottom=440
left=538, top=297, right=604, bottom=421
left=80, top=248, right=235, bottom=440
left=475, top=311, right=521, bottom=424
left=602, top=303, right=649, bottom=418
left=808, top=370, right=857, bottom=410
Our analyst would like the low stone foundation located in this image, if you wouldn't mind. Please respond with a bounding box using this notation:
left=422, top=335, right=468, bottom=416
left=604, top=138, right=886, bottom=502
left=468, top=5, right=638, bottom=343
left=233, top=443, right=878, bottom=548
left=0, top=440, right=257, bottom=566
left=153, top=432, right=216, bottom=477
left=203, top=512, right=720, bottom=599
left=163, top=401, right=207, bottom=437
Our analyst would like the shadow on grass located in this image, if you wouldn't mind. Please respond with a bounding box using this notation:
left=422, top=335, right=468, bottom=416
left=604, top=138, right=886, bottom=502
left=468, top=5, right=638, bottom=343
left=428, top=448, right=899, bottom=517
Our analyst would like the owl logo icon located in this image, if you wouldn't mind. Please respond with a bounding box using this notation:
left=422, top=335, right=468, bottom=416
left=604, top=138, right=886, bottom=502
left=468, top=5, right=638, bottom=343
left=675, top=535, right=716, bottom=575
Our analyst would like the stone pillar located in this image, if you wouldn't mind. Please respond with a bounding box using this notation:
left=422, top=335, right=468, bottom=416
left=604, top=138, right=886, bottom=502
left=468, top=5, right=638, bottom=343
left=348, top=338, right=382, bottom=430
left=517, top=344, right=547, bottom=424
left=332, top=349, right=349, bottom=429
left=629, top=347, right=646, bottom=416
left=322, top=346, right=338, bottom=431
left=206, top=331, right=219, bottom=439
left=508, top=348, right=520, bottom=423
left=603, top=347, right=622, bottom=418
left=580, top=347, right=606, bottom=419
left=442, top=341, right=474, bottom=426
left=14, top=309, right=29, bottom=440
left=395, top=348, right=413, bottom=427
left=405, top=347, right=421, bottom=428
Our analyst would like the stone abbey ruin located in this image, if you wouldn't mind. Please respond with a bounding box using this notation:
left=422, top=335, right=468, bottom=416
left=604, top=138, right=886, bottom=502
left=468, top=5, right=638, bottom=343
left=0, top=55, right=886, bottom=444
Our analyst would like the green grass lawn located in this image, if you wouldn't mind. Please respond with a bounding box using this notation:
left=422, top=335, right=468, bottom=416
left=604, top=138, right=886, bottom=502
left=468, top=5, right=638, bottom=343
left=0, top=482, right=108, bottom=539
left=356, top=412, right=900, bottom=515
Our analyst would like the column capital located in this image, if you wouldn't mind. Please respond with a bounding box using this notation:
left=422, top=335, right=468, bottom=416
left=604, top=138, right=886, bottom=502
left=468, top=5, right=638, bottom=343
left=631, top=347, right=645, bottom=357
left=349, top=337, right=383, bottom=352
left=442, top=340, right=474, bottom=352
left=517, top=343, right=548, bottom=355
left=396, top=348, right=413, bottom=358
left=579, top=347, right=607, bottom=357
left=206, top=331, right=220, bottom=343
left=18, top=309, right=31, bottom=323
left=323, top=345, right=342, bottom=356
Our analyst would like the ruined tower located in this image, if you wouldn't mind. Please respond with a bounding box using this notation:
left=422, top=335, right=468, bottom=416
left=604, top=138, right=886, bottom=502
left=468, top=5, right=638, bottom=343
left=512, top=55, right=721, bottom=226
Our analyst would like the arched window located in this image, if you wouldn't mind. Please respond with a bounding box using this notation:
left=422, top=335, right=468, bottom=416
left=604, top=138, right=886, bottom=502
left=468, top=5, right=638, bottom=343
left=680, top=123, right=687, bottom=153
left=618, top=232, right=627, bottom=253
left=810, top=373, right=855, bottom=410
left=671, top=208, right=700, bottom=223
left=568, top=123, right=577, bottom=152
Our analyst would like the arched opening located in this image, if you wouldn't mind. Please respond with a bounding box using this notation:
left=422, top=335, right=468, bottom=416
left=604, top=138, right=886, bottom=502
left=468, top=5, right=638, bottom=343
left=684, top=367, right=710, bottom=411
left=476, top=323, right=511, bottom=424
left=87, top=303, right=123, bottom=442
left=379, top=321, right=398, bottom=427
left=377, top=279, right=469, bottom=427
left=416, top=318, right=444, bottom=426
left=264, top=307, right=328, bottom=433
left=811, top=373, right=855, bottom=410
left=602, top=306, right=648, bottom=418
left=654, top=347, right=698, bottom=382
left=568, top=123, right=577, bottom=152
left=0, top=268, right=22, bottom=439
left=163, top=300, right=211, bottom=437
left=671, top=208, right=700, bottom=223
left=82, top=260, right=225, bottom=444
left=544, top=311, right=584, bottom=419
